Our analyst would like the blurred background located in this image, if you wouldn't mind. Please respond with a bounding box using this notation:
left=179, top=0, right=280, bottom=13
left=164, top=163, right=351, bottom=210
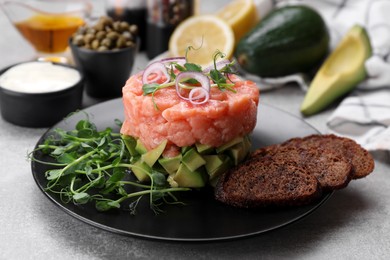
left=0, top=0, right=229, bottom=69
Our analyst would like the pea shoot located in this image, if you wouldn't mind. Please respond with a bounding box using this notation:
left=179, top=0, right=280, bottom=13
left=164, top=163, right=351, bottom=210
left=29, top=118, right=190, bottom=214
left=141, top=49, right=238, bottom=110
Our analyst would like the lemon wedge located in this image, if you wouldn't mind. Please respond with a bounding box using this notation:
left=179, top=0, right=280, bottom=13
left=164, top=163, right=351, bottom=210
left=216, top=0, right=259, bottom=42
left=168, top=15, right=235, bottom=68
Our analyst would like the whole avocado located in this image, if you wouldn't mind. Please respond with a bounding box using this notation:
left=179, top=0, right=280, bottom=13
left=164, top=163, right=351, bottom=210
left=235, top=5, right=330, bottom=78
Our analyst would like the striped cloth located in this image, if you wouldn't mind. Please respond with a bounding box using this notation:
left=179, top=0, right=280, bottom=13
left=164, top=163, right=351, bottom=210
left=327, top=88, right=390, bottom=150
left=254, top=0, right=390, bottom=150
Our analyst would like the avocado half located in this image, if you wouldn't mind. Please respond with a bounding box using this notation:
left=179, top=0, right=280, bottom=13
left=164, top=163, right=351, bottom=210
left=300, top=25, right=372, bottom=116
left=235, top=5, right=330, bottom=77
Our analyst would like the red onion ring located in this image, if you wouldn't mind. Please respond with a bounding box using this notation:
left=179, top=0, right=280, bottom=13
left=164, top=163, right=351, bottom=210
left=188, top=87, right=209, bottom=104
left=142, top=62, right=170, bottom=84
left=203, top=59, right=231, bottom=73
left=175, top=71, right=210, bottom=104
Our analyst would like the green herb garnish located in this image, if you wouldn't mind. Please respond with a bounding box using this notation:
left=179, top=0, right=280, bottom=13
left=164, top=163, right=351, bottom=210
left=29, top=118, right=190, bottom=214
left=141, top=49, right=238, bottom=110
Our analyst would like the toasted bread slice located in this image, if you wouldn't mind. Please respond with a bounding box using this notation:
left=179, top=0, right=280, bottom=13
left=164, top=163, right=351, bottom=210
left=215, top=134, right=374, bottom=209
left=283, top=134, right=374, bottom=179
left=253, top=145, right=352, bottom=191
left=215, top=156, right=322, bottom=208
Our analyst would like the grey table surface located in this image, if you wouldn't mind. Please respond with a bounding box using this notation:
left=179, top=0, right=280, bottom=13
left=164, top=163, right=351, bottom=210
left=1, top=1, right=390, bottom=259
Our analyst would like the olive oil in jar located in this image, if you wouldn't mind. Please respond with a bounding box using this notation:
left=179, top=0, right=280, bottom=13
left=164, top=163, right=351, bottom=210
left=15, top=14, right=84, bottom=53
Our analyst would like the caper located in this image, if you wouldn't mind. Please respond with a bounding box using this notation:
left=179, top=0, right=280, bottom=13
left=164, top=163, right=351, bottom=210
left=101, top=38, right=112, bottom=48
left=95, top=31, right=106, bottom=40
left=86, top=28, right=96, bottom=35
left=129, top=24, right=138, bottom=35
left=116, top=36, right=126, bottom=48
left=97, top=46, right=108, bottom=51
left=91, top=39, right=100, bottom=50
left=84, top=34, right=95, bottom=44
left=107, top=31, right=119, bottom=41
left=113, top=21, right=121, bottom=31
left=119, top=21, right=129, bottom=32
left=95, top=16, right=112, bottom=31
left=71, top=16, right=138, bottom=51
left=94, top=22, right=104, bottom=31
left=101, top=16, right=113, bottom=26
left=121, top=31, right=133, bottom=40
left=72, top=34, right=85, bottom=46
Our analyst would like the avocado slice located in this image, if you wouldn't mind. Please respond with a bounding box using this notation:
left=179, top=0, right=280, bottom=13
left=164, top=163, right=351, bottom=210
left=228, top=135, right=251, bottom=165
left=195, top=143, right=214, bottom=154
left=131, top=160, right=151, bottom=182
left=301, top=25, right=372, bottom=116
left=141, top=139, right=167, bottom=167
left=182, top=148, right=206, bottom=172
left=158, top=154, right=182, bottom=174
left=204, top=154, right=232, bottom=180
left=216, top=136, right=244, bottom=153
left=135, top=139, right=148, bottom=154
left=181, top=146, right=191, bottom=154
left=121, top=135, right=138, bottom=156
left=173, top=163, right=206, bottom=188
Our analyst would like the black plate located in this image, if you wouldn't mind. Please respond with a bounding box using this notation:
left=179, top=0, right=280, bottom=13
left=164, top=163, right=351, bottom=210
left=31, top=98, right=332, bottom=242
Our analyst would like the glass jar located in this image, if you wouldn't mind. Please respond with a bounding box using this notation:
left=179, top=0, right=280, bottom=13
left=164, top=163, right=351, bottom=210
left=146, top=0, right=196, bottom=59
left=1, top=0, right=91, bottom=57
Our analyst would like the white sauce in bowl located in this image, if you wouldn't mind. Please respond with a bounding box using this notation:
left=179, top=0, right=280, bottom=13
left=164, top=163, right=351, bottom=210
left=0, top=62, right=81, bottom=93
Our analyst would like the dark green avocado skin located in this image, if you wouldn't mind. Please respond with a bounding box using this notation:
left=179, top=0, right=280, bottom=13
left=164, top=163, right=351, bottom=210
left=235, top=5, right=330, bottom=77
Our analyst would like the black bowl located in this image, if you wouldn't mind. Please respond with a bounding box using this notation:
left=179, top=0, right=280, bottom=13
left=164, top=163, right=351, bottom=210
left=69, top=39, right=138, bottom=99
left=0, top=61, right=84, bottom=128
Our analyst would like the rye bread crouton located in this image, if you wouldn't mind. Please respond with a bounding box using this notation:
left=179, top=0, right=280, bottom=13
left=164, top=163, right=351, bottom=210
left=282, top=134, right=374, bottom=179
left=215, top=156, right=322, bottom=208
left=215, top=134, right=374, bottom=209
left=253, top=145, right=352, bottom=191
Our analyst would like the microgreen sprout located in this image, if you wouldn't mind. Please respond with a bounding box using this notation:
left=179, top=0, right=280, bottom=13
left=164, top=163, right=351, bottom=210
left=141, top=48, right=239, bottom=110
left=29, top=119, right=190, bottom=214
left=208, top=50, right=237, bottom=93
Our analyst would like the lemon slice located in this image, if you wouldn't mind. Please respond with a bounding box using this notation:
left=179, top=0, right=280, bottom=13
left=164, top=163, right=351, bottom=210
left=216, top=0, right=259, bottom=42
left=168, top=15, right=235, bottom=68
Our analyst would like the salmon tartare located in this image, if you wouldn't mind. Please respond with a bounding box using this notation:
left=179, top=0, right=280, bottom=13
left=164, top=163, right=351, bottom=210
left=120, top=56, right=259, bottom=187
